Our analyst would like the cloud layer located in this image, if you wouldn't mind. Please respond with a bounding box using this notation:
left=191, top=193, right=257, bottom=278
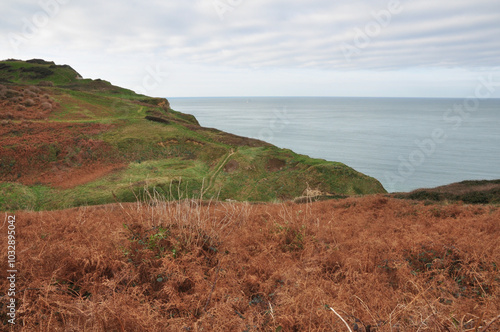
left=1, top=0, right=499, bottom=97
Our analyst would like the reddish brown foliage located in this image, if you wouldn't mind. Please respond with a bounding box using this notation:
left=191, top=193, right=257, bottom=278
left=0, top=86, right=59, bottom=120
left=1, top=197, right=499, bottom=331
left=0, top=121, right=121, bottom=187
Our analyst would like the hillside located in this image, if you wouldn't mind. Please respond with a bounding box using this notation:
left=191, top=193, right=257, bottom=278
left=0, top=59, right=385, bottom=211
left=1, top=196, right=498, bottom=330
left=394, top=180, right=500, bottom=205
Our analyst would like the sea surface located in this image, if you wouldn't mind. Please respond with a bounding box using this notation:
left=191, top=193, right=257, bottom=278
left=169, top=97, right=500, bottom=193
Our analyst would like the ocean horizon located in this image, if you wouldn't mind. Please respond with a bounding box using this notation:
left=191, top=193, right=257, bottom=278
left=169, top=96, right=500, bottom=193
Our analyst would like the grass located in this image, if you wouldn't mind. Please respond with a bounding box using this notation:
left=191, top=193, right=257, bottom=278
left=0, top=60, right=81, bottom=85
left=1, top=59, right=387, bottom=210
left=1, top=195, right=499, bottom=330
left=394, top=180, right=500, bottom=205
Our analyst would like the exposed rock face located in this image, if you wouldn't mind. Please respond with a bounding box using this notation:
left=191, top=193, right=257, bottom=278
left=140, top=97, right=171, bottom=110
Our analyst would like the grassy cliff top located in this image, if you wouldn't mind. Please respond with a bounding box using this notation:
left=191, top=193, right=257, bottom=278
left=0, top=59, right=386, bottom=211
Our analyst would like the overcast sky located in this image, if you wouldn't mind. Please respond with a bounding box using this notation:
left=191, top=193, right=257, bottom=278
left=1, top=0, right=500, bottom=97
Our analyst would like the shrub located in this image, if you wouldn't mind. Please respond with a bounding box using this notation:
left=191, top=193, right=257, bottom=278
left=23, top=98, right=36, bottom=107
left=38, top=80, right=54, bottom=87
left=27, top=85, right=41, bottom=93
left=20, top=66, right=54, bottom=79
left=26, top=59, right=55, bottom=65
left=2, top=89, right=21, bottom=99
left=24, top=90, right=38, bottom=98
left=41, top=102, right=52, bottom=110
left=10, top=96, right=23, bottom=103
left=0, top=112, right=14, bottom=120
left=16, top=104, right=27, bottom=112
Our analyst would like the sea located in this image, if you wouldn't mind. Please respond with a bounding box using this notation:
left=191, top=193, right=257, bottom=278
left=169, top=97, right=500, bottom=193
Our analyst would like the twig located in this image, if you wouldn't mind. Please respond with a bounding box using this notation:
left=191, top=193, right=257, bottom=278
left=203, top=261, right=221, bottom=313
left=112, top=191, right=134, bottom=221
left=234, top=309, right=245, bottom=319
left=0, top=287, right=41, bottom=299
left=481, top=314, right=500, bottom=332
left=354, top=295, right=379, bottom=325
left=329, top=307, right=353, bottom=332
left=409, top=280, right=446, bottom=330
left=269, top=301, right=275, bottom=321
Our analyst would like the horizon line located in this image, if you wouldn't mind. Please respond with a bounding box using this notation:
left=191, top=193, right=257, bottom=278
left=168, top=95, right=500, bottom=99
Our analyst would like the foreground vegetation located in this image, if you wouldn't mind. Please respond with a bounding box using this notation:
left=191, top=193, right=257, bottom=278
left=0, top=59, right=385, bottom=210
left=1, top=195, right=499, bottom=331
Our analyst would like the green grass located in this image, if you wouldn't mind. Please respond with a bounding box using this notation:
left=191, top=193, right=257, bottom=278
left=0, top=60, right=80, bottom=85
left=1, top=59, right=388, bottom=211
left=0, top=183, right=59, bottom=211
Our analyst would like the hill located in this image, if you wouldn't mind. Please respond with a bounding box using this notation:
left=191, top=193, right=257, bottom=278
left=1, top=196, right=498, bottom=330
left=0, top=59, right=385, bottom=211
left=393, top=180, right=500, bottom=205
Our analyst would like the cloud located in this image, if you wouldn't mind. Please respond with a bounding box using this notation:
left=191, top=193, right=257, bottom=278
left=1, top=0, right=499, bottom=96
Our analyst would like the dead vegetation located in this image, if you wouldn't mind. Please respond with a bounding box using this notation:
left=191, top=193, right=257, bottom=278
left=0, top=85, right=60, bottom=120
left=0, top=121, right=119, bottom=187
left=1, top=195, right=499, bottom=331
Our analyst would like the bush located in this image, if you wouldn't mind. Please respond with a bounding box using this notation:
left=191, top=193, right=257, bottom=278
left=23, top=98, right=36, bottom=107
left=27, top=85, right=42, bottom=93
left=460, top=189, right=500, bottom=204
left=10, top=96, right=23, bottom=103
left=38, top=81, right=54, bottom=87
left=41, top=102, right=52, bottom=110
left=0, top=112, right=14, bottom=120
left=408, top=190, right=443, bottom=201
left=24, top=90, right=38, bottom=98
left=20, top=66, right=54, bottom=79
left=26, top=59, right=55, bottom=65
left=2, top=89, right=21, bottom=99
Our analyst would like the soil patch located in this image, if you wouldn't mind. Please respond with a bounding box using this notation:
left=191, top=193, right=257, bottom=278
left=43, top=163, right=126, bottom=189
left=267, top=158, right=286, bottom=171
left=223, top=159, right=239, bottom=173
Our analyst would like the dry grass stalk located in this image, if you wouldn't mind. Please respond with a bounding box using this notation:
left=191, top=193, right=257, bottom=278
left=329, top=307, right=353, bottom=332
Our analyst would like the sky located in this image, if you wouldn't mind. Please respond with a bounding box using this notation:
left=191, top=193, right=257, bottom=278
left=1, top=0, right=500, bottom=98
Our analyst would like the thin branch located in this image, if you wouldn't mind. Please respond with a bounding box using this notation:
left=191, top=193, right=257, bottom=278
left=203, top=261, right=221, bottom=313
left=329, top=307, right=353, bottom=332
left=481, top=314, right=500, bottom=332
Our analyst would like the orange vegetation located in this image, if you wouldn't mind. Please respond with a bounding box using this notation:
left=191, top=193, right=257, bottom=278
left=1, top=196, right=499, bottom=331
left=0, top=85, right=59, bottom=120
left=0, top=121, right=119, bottom=188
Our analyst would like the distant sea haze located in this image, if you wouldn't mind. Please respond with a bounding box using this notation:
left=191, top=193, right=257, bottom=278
left=169, top=97, right=500, bottom=193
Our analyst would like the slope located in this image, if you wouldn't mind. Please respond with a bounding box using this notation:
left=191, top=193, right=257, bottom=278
left=0, top=59, right=386, bottom=211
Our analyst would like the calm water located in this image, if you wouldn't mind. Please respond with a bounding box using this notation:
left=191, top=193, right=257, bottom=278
left=169, top=97, right=500, bottom=192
